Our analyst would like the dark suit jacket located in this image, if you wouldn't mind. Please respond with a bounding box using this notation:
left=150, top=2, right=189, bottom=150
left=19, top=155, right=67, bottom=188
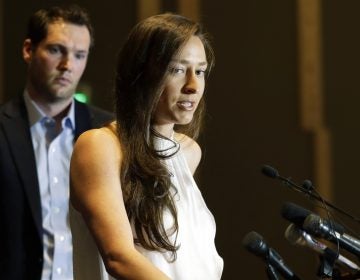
left=0, top=96, right=113, bottom=280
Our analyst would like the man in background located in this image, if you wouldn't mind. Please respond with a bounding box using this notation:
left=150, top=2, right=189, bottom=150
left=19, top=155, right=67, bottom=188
left=0, top=5, right=113, bottom=279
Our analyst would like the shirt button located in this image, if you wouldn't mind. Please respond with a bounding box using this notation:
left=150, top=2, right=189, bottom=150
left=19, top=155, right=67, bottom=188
left=51, top=147, right=56, bottom=153
left=53, top=177, right=58, bottom=184
left=56, top=267, right=62, bottom=274
left=59, top=235, right=65, bottom=242
left=53, top=207, right=60, bottom=214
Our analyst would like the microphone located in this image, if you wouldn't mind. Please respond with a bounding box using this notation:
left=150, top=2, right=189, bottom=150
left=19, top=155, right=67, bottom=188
left=261, top=165, right=313, bottom=194
left=281, top=202, right=345, bottom=234
left=285, top=223, right=360, bottom=271
left=242, top=231, right=301, bottom=280
left=262, top=164, right=360, bottom=224
left=281, top=202, right=313, bottom=228
left=303, top=214, right=360, bottom=259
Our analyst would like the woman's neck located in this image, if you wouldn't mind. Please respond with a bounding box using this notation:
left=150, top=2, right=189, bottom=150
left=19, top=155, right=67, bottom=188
left=151, top=123, right=174, bottom=138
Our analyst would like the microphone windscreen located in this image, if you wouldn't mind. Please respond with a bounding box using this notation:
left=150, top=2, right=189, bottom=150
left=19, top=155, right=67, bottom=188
left=261, top=165, right=279, bottom=178
left=302, top=180, right=313, bottom=191
left=303, top=214, right=321, bottom=234
left=242, top=231, right=267, bottom=258
left=284, top=224, right=305, bottom=246
left=281, top=202, right=313, bottom=227
left=303, top=214, right=345, bottom=236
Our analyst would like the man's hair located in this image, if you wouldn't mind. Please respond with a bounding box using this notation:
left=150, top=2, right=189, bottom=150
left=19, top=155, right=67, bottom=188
left=26, top=5, right=94, bottom=48
left=114, top=13, right=215, bottom=259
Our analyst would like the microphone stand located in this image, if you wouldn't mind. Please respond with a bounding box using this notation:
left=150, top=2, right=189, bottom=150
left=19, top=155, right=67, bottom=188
left=278, top=176, right=360, bottom=224
left=317, top=252, right=337, bottom=278
left=266, top=263, right=280, bottom=280
left=261, top=165, right=360, bottom=224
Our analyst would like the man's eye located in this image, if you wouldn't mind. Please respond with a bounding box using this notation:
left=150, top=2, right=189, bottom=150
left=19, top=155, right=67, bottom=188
left=48, top=46, right=60, bottom=54
left=75, top=53, right=87, bottom=60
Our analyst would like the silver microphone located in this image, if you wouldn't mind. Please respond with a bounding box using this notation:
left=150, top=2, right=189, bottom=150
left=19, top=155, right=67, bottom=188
left=285, top=223, right=360, bottom=271
left=303, top=214, right=360, bottom=259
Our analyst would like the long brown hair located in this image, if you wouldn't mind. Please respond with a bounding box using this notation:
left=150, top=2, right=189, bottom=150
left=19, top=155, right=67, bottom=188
left=114, top=13, right=215, bottom=258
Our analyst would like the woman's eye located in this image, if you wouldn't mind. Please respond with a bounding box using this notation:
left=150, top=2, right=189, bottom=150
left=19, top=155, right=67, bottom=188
left=196, top=69, right=206, bottom=76
left=169, top=67, right=184, bottom=74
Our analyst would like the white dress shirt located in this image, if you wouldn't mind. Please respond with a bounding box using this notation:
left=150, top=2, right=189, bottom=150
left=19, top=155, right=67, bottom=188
left=24, top=92, right=75, bottom=280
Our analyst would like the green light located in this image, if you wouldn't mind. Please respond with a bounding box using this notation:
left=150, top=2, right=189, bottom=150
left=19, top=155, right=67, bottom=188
left=74, top=92, right=89, bottom=103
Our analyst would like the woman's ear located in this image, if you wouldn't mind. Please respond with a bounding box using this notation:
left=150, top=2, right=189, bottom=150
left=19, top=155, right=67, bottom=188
left=22, top=39, right=33, bottom=63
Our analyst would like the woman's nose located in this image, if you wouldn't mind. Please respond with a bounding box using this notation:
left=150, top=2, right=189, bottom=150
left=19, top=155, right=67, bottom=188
left=183, top=73, right=199, bottom=94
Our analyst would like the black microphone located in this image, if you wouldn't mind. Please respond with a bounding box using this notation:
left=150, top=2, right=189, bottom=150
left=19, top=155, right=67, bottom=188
left=242, top=231, right=301, bottom=280
left=281, top=202, right=313, bottom=228
left=303, top=214, right=360, bottom=259
left=285, top=223, right=360, bottom=271
left=281, top=202, right=345, bottom=233
left=261, top=165, right=313, bottom=194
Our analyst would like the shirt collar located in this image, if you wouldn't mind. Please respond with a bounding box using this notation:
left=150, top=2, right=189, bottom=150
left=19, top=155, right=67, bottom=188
left=24, top=91, right=76, bottom=130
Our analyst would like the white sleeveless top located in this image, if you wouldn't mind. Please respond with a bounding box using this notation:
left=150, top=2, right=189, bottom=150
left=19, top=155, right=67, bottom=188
left=70, top=135, right=223, bottom=280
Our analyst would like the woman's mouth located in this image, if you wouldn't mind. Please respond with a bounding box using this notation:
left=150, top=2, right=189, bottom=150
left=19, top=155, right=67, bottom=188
left=177, top=101, right=195, bottom=110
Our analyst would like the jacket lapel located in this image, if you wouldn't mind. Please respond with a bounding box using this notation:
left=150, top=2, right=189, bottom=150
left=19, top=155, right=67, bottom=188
left=2, top=97, right=42, bottom=238
left=74, top=100, right=92, bottom=140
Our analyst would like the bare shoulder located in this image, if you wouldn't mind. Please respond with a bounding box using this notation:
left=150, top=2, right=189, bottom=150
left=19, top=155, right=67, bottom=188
left=70, top=126, right=122, bottom=209
left=71, top=126, right=122, bottom=188
left=174, top=132, right=202, bottom=175
left=74, top=126, right=121, bottom=161
left=174, top=132, right=201, bottom=153
left=75, top=124, right=119, bottom=147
